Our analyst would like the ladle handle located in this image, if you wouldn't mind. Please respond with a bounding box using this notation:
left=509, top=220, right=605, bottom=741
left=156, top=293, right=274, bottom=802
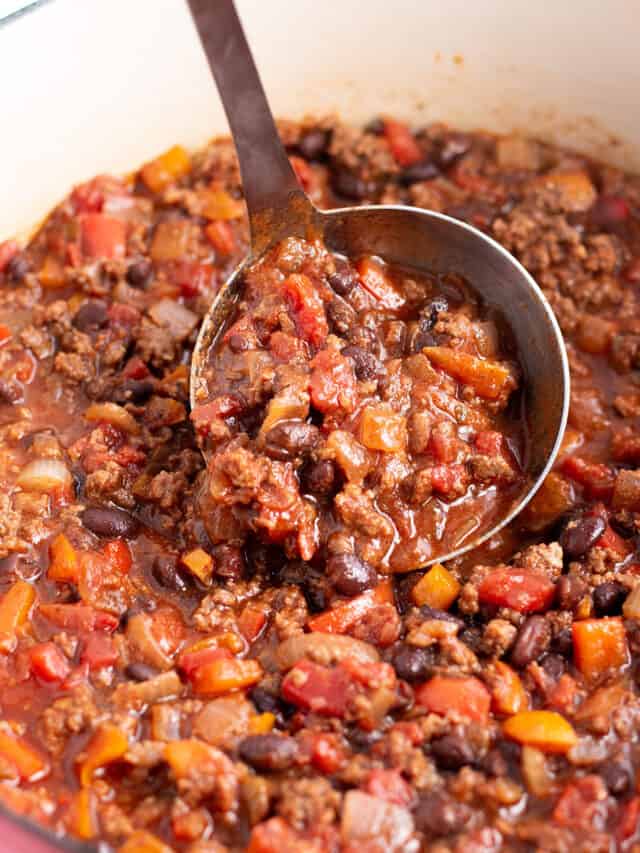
left=186, top=0, right=316, bottom=253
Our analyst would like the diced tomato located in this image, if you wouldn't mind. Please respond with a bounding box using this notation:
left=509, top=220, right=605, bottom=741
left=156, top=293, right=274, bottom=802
left=178, top=645, right=233, bottom=678
left=80, top=634, right=118, bottom=670
left=101, top=539, right=132, bottom=574
left=269, top=331, right=308, bottom=362
left=309, top=348, right=357, bottom=414
left=281, top=659, right=352, bottom=717
left=430, top=464, right=469, bottom=498
left=415, top=675, right=491, bottom=723
left=282, top=273, right=328, bottom=347
left=0, top=325, right=11, bottom=347
left=307, top=581, right=394, bottom=634
left=28, top=643, right=71, bottom=683
left=0, top=240, right=19, bottom=275
left=474, top=430, right=504, bottom=456
left=561, top=456, right=615, bottom=502
left=478, top=568, right=556, bottom=613
left=107, top=303, right=141, bottom=327
left=552, top=776, right=609, bottom=831
left=237, top=604, right=267, bottom=643
left=364, top=769, right=414, bottom=806
left=205, top=221, right=236, bottom=256
left=390, top=721, right=424, bottom=746
left=122, top=357, right=150, bottom=380
left=38, top=604, right=119, bottom=633
left=617, top=796, right=640, bottom=842
left=356, top=257, right=405, bottom=310
left=595, top=524, right=631, bottom=559
left=547, top=673, right=579, bottom=715
left=383, top=119, right=423, bottom=167
left=305, top=733, right=346, bottom=774
left=79, top=213, right=127, bottom=260
left=247, top=817, right=324, bottom=853
left=172, top=260, right=214, bottom=299
left=289, top=155, right=314, bottom=192
left=339, top=658, right=396, bottom=690
left=71, top=176, right=125, bottom=214
left=191, top=396, right=243, bottom=431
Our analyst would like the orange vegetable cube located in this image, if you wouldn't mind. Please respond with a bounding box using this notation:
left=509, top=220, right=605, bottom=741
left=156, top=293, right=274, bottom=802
left=503, top=710, right=578, bottom=754
left=533, top=171, right=597, bottom=212
left=423, top=347, right=515, bottom=400
left=38, top=255, right=66, bottom=288
left=119, top=830, right=174, bottom=853
left=164, top=739, right=218, bottom=778
left=487, top=661, right=529, bottom=716
left=67, top=788, right=97, bottom=840
left=140, top=145, right=191, bottom=193
left=248, top=713, right=276, bottom=735
left=205, top=220, right=236, bottom=256
left=180, top=548, right=214, bottom=585
left=415, top=675, right=491, bottom=723
left=307, top=580, right=394, bottom=635
left=78, top=724, right=128, bottom=786
left=572, top=618, right=629, bottom=680
left=190, top=657, right=263, bottom=697
left=149, top=220, right=194, bottom=263
left=0, top=580, right=36, bottom=654
left=411, top=563, right=460, bottom=610
left=48, top=533, right=79, bottom=583
left=238, top=603, right=267, bottom=642
left=200, top=188, right=245, bottom=220
left=359, top=406, right=407, bottom=453
left=0, top=728, right=49, bottom=781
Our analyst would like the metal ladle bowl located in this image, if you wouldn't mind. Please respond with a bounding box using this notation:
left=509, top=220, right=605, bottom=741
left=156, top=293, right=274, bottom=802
left=187, top=0, right=570, bottom=566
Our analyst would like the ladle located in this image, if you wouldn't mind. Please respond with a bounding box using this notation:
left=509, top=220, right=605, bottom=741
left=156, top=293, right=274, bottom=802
left=186, top=0, right=569, bottom=565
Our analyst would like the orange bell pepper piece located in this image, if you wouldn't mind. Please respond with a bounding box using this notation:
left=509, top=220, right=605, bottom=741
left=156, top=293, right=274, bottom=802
left=248, top=712, right=276, bottom=735
left=487, top=661, right=529, bottom=716
left=423, top=347, right=515, bottom=400
left=119, top=830, right=174, bottom=853
left=238, top=603, right=268, bottom=642
left=503, top=710, right=578, bottom=754
left=415, top=675, right=491, bottom=723
left=572, top=617, right=629, bottom=680
left=67, top=788, right=97, bottom=840
left=48, top=533, right=79, bottom=583
left=307, top=580, right=394, bottom=634
left=180, top=548, right=214, bottom=585
left=190, top=657, right=263, bottom=697
left=200, top=187, right=245, bottom=220
left=78, top=724, right=128, bottom=786
left=359, top=406, right=407, bottom=453
left=0, top=728, right=49, bottom=781
left=0, top=580, right=36, bottom=653
left=140, top=145, right=191, bottom=193
left=411, top=563, right=460, bottom=610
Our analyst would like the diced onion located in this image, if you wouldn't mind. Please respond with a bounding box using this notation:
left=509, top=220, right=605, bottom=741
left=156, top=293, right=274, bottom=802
left=84, top=402, right=140, bottom=434
left=17, top=459, right=72, bottom=493
left=341, top=791, right=414, bottom=846
left=148, top=299, right=198, bottom=342
left=276, top=632, right=379, bottom=671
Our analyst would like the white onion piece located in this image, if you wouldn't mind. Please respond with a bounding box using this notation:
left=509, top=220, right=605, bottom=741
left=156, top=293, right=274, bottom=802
left=17, top=459, right=72, bottom=493
left=148, top=299, right=198, bottom=342
left=85, top=401, right=140, bottom=434
left=193, top=695, right=252, bottom=747
left=276, top=632, right=379, bottom=671
left=341, top=791, right=415, bottom=849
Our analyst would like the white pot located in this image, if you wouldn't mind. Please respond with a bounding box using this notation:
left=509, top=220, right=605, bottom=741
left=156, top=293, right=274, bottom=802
left=1, top=0, right=638, bottom=241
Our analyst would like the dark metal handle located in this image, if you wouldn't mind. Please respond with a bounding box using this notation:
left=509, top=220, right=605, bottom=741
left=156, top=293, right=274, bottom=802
left=186, top=0, right=316, bottom=253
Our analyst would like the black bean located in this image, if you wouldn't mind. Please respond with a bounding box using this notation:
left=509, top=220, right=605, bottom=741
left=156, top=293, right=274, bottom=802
left=6, top=254, right=31, bottom=283
left=74, top=300, right=109, bottom=332
left=301, top=459, right=338, bottom=496
left=326, top=298, right=356, bottom=334
left=302, top=574, right=328, bottom=613
left=556, top=574, right=587, bottom=611
left=126, top=258, right=153, bottom=288
left=593, top=581, right=627, bottom=616
left=263, top=421, right=321, bottom=461
left=430, top=733, right=476, bottom=770
left=297, top=128, right=330, bottom=160
left=152, top=555, right=188, bottom=593
left=112, top=379, right=155, bottom=404
left=540, top=653, right=566, bottom=681
left=559, top=515, right=606, bottom=558
left=245, top=540, right=286, bottom=577
left=394, top=572, right=422, bottom=614
left=237, top=734, right=298, bottom=771
left=364, top=117, right=385, bottom=135
left=327, top=553, right=377, bottom=596
left=400, top=159, right=440, bottom=185
left=125, top=662, right=158, bottom=681
left=214, top=545, right=245, bottom=579
left=330, top=167, right=375, bottom=201
left=435, top=133, right=471, bottom=168
left=601, top=762, right=631, bottom=796
left=348, top=728, right=383, bottom=751
left=419, top=605, right=464, bottom=626
left=552, top=627, right=573, bottom=657
left=422, top=297, right=449, bottom=329
left=414, top=792, right=472, bottom=837
left=391, top=645, right=433, bottom=683
left=228, top=333, right=251, bottom=353
left=482, top=748, right=508, bottom=777
left=460, top=626, right=484, bottom=654
left=510, top=615, right=551, bottom=668
left=341, top=345, right=383, bottom=382
left=328, top=267, right=358, bottom=296
left=81, top=505, right=139, bottom=539
left=249, top=686, right=280, bottom=714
